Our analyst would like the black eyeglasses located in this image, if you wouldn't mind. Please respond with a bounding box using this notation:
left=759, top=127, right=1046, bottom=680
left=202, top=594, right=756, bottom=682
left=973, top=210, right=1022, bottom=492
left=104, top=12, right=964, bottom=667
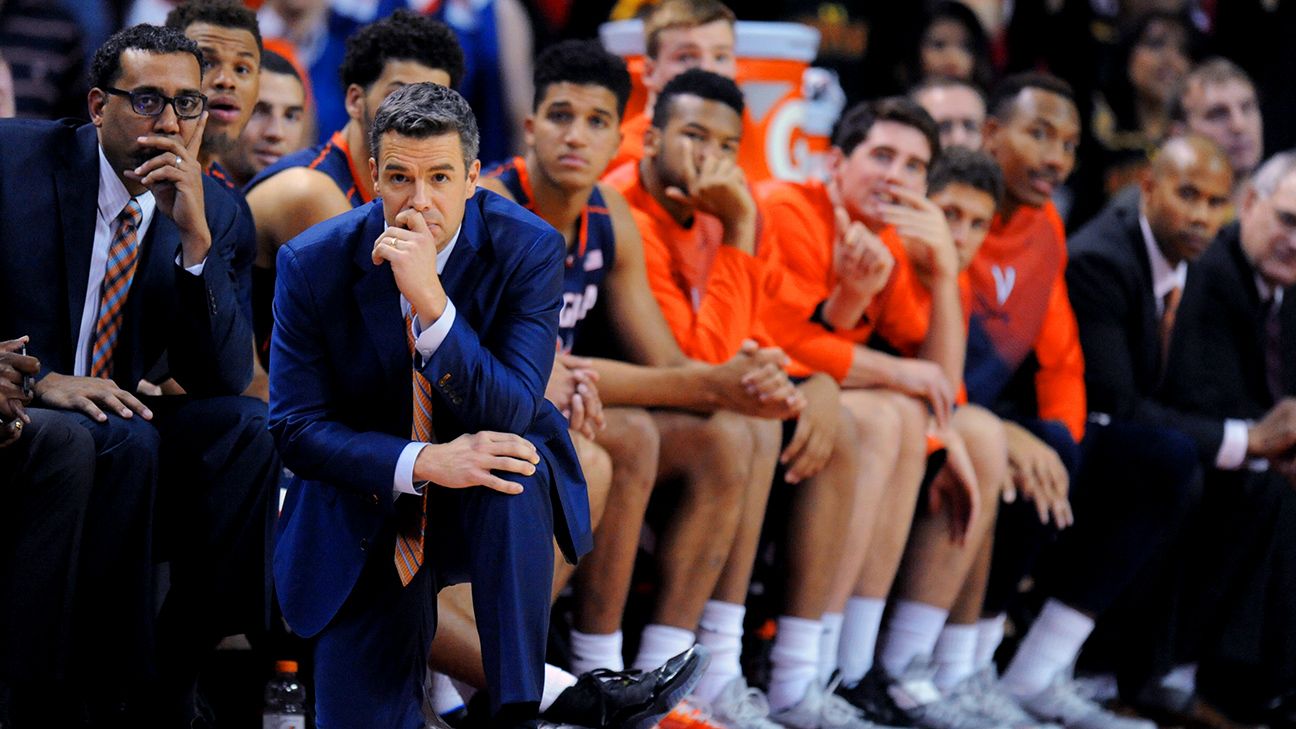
left=105, top=87, right=207, bottom=119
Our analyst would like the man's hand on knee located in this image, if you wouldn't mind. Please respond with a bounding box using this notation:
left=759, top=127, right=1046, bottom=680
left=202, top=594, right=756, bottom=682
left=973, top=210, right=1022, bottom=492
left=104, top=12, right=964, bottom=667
left=414, top=432, right=540, bottom=494
left=1002, top=421, right=1072, bottom=528
left=35, top=372, right=153, bottom=423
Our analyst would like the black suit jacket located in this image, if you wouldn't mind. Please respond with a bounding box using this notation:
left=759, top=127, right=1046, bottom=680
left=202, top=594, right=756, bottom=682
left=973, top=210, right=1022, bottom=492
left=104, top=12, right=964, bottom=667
left=0, top=119, right=252, bottom=395
left=1067, top=190, right=1226, bottom=460
left=1163, top=223, right=1296, bottom=421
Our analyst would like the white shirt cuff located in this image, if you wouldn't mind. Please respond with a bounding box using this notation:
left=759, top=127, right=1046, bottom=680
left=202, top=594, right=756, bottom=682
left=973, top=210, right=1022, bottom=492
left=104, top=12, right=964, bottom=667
left=1215, top=419, right=1250, bottom=470
left=394, top=441, right=429, bottom=496
left=175, top=253, right=206, bottom=275
left=414, top=299, right=456, bottom=361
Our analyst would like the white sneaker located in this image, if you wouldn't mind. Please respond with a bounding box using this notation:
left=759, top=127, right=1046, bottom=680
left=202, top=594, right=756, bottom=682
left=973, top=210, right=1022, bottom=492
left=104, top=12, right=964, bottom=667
left=947, top=667, right=1059, bottom=729
left=707, top=677, right=785, bottom=729
left=770, top=682, right=897, bottom=729
left=1016, top=672, right=1155, bottom=729
left=891, top=658, right=1007, bottom=729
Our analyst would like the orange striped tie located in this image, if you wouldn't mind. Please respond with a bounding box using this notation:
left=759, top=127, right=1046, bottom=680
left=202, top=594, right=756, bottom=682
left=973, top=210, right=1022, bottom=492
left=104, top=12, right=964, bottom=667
left=89, top=199, right=144, bottom=379
left=395, top=309, right=434, bottom=586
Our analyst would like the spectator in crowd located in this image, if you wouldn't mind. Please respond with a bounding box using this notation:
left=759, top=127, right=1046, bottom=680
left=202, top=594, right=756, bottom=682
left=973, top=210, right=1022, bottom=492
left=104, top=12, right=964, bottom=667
left=256, top=0, right=361, bottom=142
left=1161, top=150, right=1296, bottom=726
left=224, top=50, right=308, bottom=191
left=0, top=53, right=13, bottom=118
left=0, top=0, right=86, bottom=120
left=1072, top=10, right=1197, bottom=227
left=1168, top=58, right=1265, bottom=204
left=428, top=0, right=536, bottom=167
left=0, top=24, right=277, bottom=725
left=903, top=1, right=994, bottom=93
left=911, top=76, right=986, bottom=151
left=1211, top=0, right=1296, bottom=162
left=0, top=339, right=95, bottom=727
left=269, top=80, right=703, bottom=728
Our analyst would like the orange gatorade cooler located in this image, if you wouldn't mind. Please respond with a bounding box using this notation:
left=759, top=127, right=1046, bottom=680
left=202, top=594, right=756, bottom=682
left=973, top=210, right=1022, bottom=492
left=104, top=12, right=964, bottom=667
left=600, top=20, right=842, bottom=183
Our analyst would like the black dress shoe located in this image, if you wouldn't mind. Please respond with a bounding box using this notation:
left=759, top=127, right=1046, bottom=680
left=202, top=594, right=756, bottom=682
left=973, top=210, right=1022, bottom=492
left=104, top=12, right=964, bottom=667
left=542, top=645, right=710, bottom=729
left=833, top=667, right=919, bottom=727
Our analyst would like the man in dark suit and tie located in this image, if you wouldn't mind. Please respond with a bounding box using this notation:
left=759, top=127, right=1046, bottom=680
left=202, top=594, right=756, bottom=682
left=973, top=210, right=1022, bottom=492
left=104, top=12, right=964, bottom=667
left=1068, top=136, right=1239, bottom=464
left=1160, top=150, right=1296, bottom=725
left=270, top=82, right=599, bottom=727
left=0, top=24, right=278, bottom=724
left=1065, top=134, right=1243, bottom=711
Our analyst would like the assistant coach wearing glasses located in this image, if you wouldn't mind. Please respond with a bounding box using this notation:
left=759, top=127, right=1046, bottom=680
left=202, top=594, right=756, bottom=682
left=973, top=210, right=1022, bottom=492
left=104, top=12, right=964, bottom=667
left=0, top=24, right=277, bottom=725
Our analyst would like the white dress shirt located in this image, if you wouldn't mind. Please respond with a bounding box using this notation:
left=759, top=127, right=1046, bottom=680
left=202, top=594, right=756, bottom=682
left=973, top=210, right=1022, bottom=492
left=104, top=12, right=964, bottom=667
left=1140, top=213, right=1249, bottom=470
left=75, top=147, right=158, bottom=377
left=77, top=146, right=208, bottom=377
left=393, top=226, right=462, bottom=496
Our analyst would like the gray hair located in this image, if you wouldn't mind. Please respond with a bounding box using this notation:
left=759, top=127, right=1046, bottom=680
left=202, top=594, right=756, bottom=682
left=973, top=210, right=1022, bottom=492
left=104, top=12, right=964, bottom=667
left=1249, top=150, right=1296, bottom=198
left=369, top=82, right=479, bottom=168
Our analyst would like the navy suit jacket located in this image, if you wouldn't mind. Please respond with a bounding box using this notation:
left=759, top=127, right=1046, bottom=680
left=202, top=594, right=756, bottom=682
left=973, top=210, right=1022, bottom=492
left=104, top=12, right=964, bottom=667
left=0, top=120, right=252, bottom=395
left=269, top=191, right=592, bottom=639
left=1164, top=224, right=1296, bottom=422
left=1067, top=191, right=1226, bottom=461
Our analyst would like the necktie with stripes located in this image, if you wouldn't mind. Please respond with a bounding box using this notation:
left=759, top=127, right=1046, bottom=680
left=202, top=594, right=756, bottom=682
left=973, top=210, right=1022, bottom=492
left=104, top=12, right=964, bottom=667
left=1159, top=285, right=1182, bottom=377
left=1265, top=296, right=1284, bottom=400
left=395, top=309, right=434, bottom=586
left=89, top=199, right=144, bottom=379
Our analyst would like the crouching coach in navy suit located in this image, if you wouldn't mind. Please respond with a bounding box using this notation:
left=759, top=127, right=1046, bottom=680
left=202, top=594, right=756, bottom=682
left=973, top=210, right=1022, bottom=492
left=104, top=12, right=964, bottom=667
left=269, top=82, right=590, bottom=728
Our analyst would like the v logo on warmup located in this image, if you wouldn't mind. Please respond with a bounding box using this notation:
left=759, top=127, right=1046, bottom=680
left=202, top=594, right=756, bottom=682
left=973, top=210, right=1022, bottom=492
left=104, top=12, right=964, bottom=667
left=992, top=265, right=1016, bottom=306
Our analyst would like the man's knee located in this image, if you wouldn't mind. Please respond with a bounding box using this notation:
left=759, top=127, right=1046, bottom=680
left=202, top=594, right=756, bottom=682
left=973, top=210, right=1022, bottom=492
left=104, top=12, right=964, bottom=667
left=842, top=389, right=903, bottom=454
left=1148, top=427, right=1202, bottom=501
left=697, top=410, right=756, bottom=469
left=83, top=410, right=161, bottom=461
left=598, top=407, right=660, bottom=498
left=954, top=405, right=1008, bottom=498
left=28, top=408, right=96, bottom=468
left=176, top=395, right=271, bottom=445
left=826, top=404, right=862, bottom=478
left=1117, top=424, right=1203, bottom=513
left=573, top=433, right=613, bottom=527
left=464, top=449, right=556, bottom=537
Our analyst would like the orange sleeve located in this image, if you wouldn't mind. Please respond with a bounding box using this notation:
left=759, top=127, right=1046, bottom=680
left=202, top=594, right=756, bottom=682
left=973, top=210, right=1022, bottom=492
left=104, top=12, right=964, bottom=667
left=1033, top=262, right=1087, bottom=442
left=753, top=223, right=838, bottom=379
left=638, top=214, right=764, bottom=365
left=870, top=261, right=931, bottom=360
left=755, top=184, right=858, bottom=381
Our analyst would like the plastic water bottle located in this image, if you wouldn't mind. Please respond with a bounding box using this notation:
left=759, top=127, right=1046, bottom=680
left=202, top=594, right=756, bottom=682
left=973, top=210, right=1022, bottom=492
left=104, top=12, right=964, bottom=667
left=263, top=660, right=306, bottom=729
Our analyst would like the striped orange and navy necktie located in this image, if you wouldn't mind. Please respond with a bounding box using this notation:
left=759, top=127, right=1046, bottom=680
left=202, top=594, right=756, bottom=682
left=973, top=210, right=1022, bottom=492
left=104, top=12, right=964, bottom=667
left=395, top=308, right=434, bottom=586
left=89, top=199, right=144, bottom=379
